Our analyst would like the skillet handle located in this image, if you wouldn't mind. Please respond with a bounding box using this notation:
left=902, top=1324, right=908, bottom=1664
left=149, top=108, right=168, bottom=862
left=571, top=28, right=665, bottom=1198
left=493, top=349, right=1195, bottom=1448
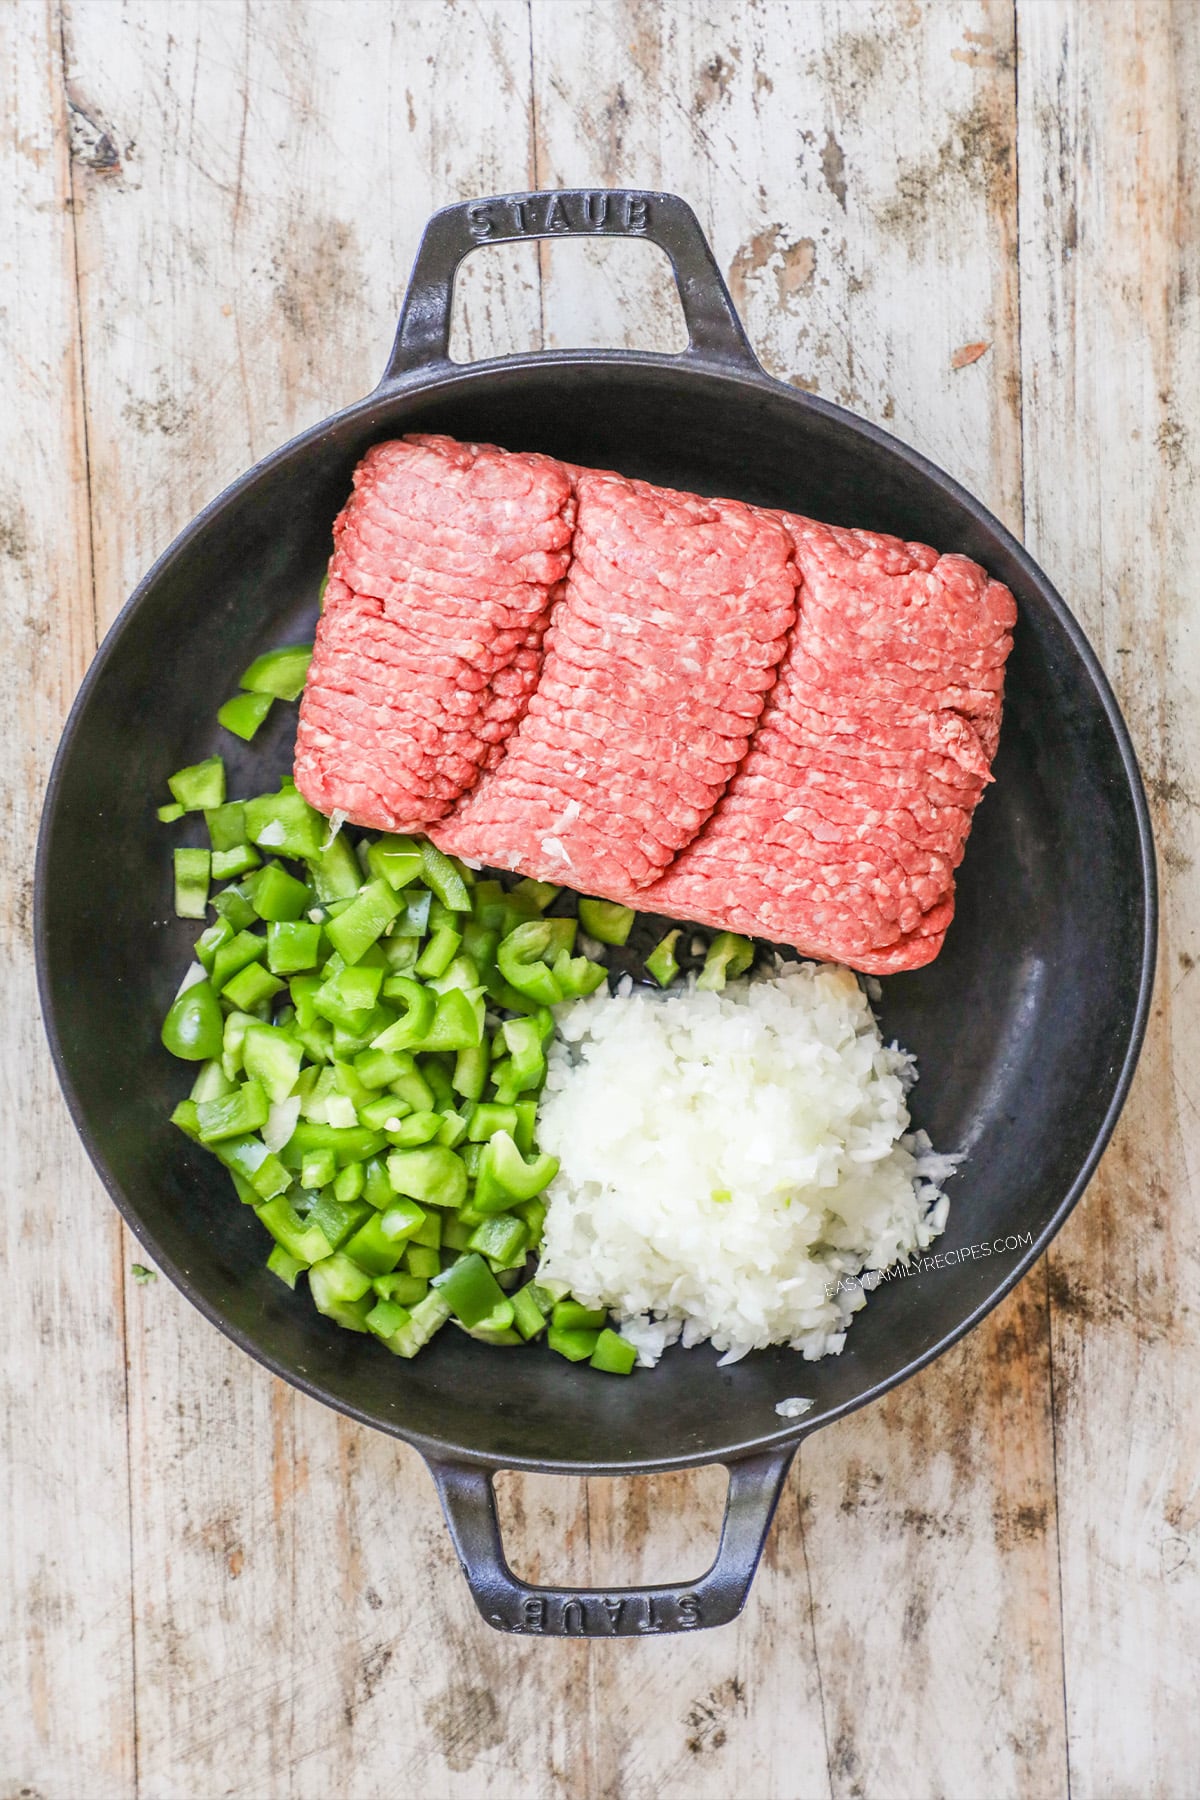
left=426, top=1446, right=795, bottom=1636
left=381, top=188, right=761, bottom=382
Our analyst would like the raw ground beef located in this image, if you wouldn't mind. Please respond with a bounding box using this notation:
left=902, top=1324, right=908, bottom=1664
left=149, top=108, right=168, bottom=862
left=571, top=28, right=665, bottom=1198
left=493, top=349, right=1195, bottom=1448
left=294, top=434, right=574, bottom=831
left=296, top=435, right=1015, bottom=974
left=430, top=469, right=798, bottom=892
left=638, top=515, right=1016, bottom=970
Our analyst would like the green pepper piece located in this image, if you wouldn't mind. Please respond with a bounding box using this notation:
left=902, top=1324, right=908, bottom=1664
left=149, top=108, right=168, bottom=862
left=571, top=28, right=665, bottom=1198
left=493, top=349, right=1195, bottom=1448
left=436, top=1111, right=468, bottom=1149
left=221, top=962, right=285, bottom=1013
left=414, top=923, right=462, bottom=979
left=388, top=1064, right=436, bottom=1114
left=300, top=1148, right=337, bottom=1189
left=343, top=1212, right=405, bottom=1277
left=366, top=834, right=423, bottom=891
left=242, top=1024, right=303, bottom=1104
left=239, top=643, right=313, bottom=701
left=217, top=690, right=274, bottom=740
left=510, top=1285, right=549, bottom=1340
left=304, top=1193, right=372, bottom=1252
left=381, top=1291, right=451, bottom=1358
left=396, top=888, right=432, bottom=936
left=547, top=1326, right=601, bottom=1362
left=161, top=978, right=224, bottom=1061
left=307, top=833, right=362, bottom=905
left=189, top=1057, right=235, bottom=1103
left=210, top=929, right=267, bottom=992
left=353, top=1047, right=408, bottom=1090
left=550, top=947, right=607, bottom=1000
left=365, top=1297, right=411, bottom=1339
left=255, top=1196, right=334, bottom=1265
left=212, top=883, right=257, bottom=931
left=377, top=1197, right=425, bottom=1241
left=266, top=1244, right=305, bottom=1289
left=157, top=802, right=185, bottom=823
left=513, top=878, right=561, bottom=912
left=373, top=1270, right=428, bottom=1305
left=496, top=921, right=564, bottom=1005
left=196, top=1078, right=269, bottom=1143
left=357, top=1094, right=408, bottom=1133
left=577, top=897, right=635, bottom=946
left=404, top=1243, right=441, bottom=1279
left=324, top=879, right=403, bottom=965
left=552, top=1300, right=608, bottom=1331
left=467, top=1102, right=519, bottom=1143
left=696, top=931, right=755, bottom=992
left=168, top=755, right=225, bottom=812
left=211, top=844, right=261, bottom=882
left=431, top=1252, right=512, bottom=1329
left=266, top=919, right=322, bottom=974
left=369, top=977, right=435, bottom=1051
left=282, top=1121, right=387, bottom=1168
left=386, top=1145, right=468, bottom=1210
left=390, top=1110, right=442, bottom=1147
left=308, top=1253, right=373, bottom=1331
left=590, top=1328, right=638, bottom=1375
left=245, top=860, right=311, bottom=922
left=416, top=988, right=484, bottom=1052
left=474, top=1130, right=559, bottom=1213
left=512, top=1100, right=537, bottom=1156
left=452, top=1043, right=489, bottom=1102
left=170, top=1098, right=201, bottom=1139
left=467, top=1213, right=529, bottom=1268
left=244, top=789, right=324, bottom=861
left=645, top=928, right=682, bottom=988
left=418, top=839, right=472, bottom=911
left=497, top=1017, right=546, bottom=1096
left=205, top=801, right=247, bottom=853
left=174, top=847, right=211, bottom=920
left=213, top=1133, right=291, bottom=1200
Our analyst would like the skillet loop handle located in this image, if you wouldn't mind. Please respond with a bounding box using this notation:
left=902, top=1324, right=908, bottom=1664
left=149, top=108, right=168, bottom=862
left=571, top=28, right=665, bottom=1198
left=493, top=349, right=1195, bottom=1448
left=427, top=1446, right=795, bottom=1637
left=382, top=188, right=761, bottom=382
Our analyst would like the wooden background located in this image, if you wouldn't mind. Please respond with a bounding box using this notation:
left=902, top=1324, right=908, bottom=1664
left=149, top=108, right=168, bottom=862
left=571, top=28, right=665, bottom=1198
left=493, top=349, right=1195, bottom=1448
left=3, top=2, right=1197, bottom=1795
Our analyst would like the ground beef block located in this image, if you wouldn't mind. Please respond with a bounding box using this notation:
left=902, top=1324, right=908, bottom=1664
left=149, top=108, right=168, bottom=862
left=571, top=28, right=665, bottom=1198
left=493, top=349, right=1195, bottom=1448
left=638, top=515, right=1016, bottom=971
left=294, top=434, right=573, bottom=831
left=431, top=469, right=798, bottom=889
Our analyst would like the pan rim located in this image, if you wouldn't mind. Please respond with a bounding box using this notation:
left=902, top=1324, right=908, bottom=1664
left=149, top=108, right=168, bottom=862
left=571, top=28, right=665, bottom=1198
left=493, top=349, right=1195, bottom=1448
left=34, top=350, right=1158, bottom=1476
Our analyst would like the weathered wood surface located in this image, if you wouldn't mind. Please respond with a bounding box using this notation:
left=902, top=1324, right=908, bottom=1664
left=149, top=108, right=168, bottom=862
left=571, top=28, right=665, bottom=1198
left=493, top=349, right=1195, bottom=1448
left=2, top=2, right=1195, bottom=1795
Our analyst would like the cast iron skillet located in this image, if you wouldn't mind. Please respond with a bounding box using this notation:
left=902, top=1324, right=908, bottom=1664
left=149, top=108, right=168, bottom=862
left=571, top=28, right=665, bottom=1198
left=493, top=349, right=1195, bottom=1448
left=37, top=190, right=1156, bottom=1636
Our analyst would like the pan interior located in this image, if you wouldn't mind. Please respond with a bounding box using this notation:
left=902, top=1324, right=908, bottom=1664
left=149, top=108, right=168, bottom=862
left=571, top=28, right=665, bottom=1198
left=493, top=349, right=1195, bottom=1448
left=39, top=360, right=1151, bottom=1471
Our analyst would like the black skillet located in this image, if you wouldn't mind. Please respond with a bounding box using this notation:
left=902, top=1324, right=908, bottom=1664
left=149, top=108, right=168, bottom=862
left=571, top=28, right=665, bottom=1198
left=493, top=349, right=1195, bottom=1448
left=36, top=190, right=1156, bottom=1635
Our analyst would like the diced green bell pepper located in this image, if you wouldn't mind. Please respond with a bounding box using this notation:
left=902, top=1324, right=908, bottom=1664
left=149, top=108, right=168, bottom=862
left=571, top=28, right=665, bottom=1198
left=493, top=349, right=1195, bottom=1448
left=365, top=1297, right=411, bottom=1339
left=646, top=928, right=682, bottom=987
left=217, top=690, right=274, bottom=740
left=419, top=839, right=472, bottom=911
left=157, top=802, right=185, bottom=823
left=221, top=962, right=285, bottom=1013
left=414, top=923, right=462, bottom=979
left=242, top=1024, right=303, bottom=1103
left=510, top=1284, right=549, bottom=1339
left=174, top=847, right=211, bottom=919
left=386, top=1145, right=468, bottom=1210
left=467, top=1213, right=529, bottom=1268
left=161, top=978, right=224, bottom=1061
left=366, top=834, right=423, bottom=891
left=210, top=929, right=267, bottom=992
left=381, top=1291, right=451, bottom=1358
left=239, top=643, right=313, bottom=701
left=496, top=921, right=563, bottom=1005
left=577, top=897, right=635, bottom=946
left=552, top=1300, right=607, bottom=1330
left=245, top=860, right=311, bottom=922
left=371, top=978, right=435, bottom=1051
left=205, top=802, right=247, bottom=852
left=550, top=947, right=606, bottom=1000
left=196, top=1078, right=269, bottom=1143
left=308, top=1253, right=373, bottom=1331
left=474, top=1130, right=559, bottom=1213
left=212, top=883, right=257, bottom=931
left=266, top=1244, right=305, bottom=1289
left=244, top=789, right=324, bottom=861
left=431, top=1253, right=512, bottom=1329
left=267, top=919, right=322, bottom=974
left=324, top=878, right=403, bottom=965
left=168, top=755, right=225, bottom=812
left=211, top=844, right=261, bottom=881
left=256, top=1196, right=334, bottom=1265
left=696, top=931, right=755, bottom=992
left=591, top=1328, right=638, bottom=1374
left=547, top=1326, right=601, bottom=1362
left=343, top=1211, right=406, bottom=1276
